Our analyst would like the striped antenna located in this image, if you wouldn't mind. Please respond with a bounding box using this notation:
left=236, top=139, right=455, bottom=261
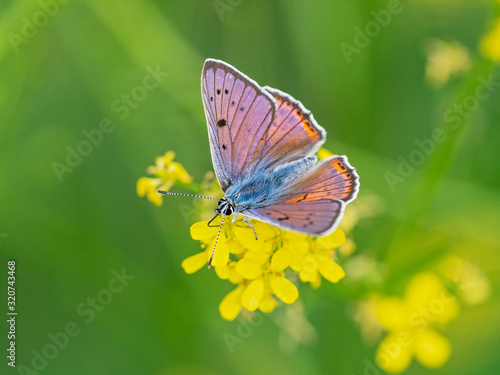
left=208, top=214, right=225, bottom=269
left=157, top=190, right=218, bottom=201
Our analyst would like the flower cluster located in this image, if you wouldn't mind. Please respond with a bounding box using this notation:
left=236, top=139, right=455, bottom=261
left=137, top=151, right=193, bottom=206
left=137, top=149, right=353, bottom=321
left=184, top=217, right=346, bottom=320
left=352, top=256, right=490, bottom=374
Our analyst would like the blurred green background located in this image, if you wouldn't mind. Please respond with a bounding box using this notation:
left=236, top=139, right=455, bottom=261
left=1, top=0, right=499, bottom=374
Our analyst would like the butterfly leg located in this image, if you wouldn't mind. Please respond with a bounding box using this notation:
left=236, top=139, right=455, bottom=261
left=244, top=217, right=258, bottom=240
left=207, top=213, right=220, bottom=227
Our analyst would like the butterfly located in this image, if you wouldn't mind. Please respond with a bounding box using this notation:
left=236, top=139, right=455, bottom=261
left=160, top=59, right=359, bottom=267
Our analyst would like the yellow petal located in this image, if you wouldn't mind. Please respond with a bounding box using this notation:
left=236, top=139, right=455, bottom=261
left=235, top=258, right=262, bottom=279
left=316, top=229, right=346, bottom=249
left=299, top=268, right=318, bottom=283
left=310, top=273, right=322, bottom=289
left=288, top=249, right=306, bottom=272
left=242, top=279, right=265, bottom=311
left=163, top=150, right=176, bottom=164
left=338, top=238, right=356, bottom=257
left=215, top=264, right=230, bottom=279
left=318, top=257, right=345, bottom=283
left=181, top=252, right=207, bottom=274
left=288, top=239, right=310, bottom=254
left=172, top=162, right=193, bottom=183
left=405, top=273, right=442, bottom=304
left=481, top=19, right=500, bottom=62
left=244, top=249, right=270, bottom=265
left=147, top=189, right=163, bottom=207
left=259, top=294, right=278, bottom=313
left=271, top=276, right=298, bottom=304
left=253, top=221, right=279, bottom=240
left=136, top=177, right=152, bottom=197
left=190, top=221, right=218, bottom=241
left=299, top=254, right=318, bottom=282
left=375, top=332, right=413, bottom=374
left=233, top=224, right=262, bottom=250
left=284, top=231, right=308, bottom=242
left=376, top=297, right=410, bottom=331
left=219, top=286, right=244, bottom=321
left=271, top=249, right=292, bottom=272
left=228, top=240, right=246, bottom=254
left=228, top=263, right=244, bottom=284
left=414, top=330, right=451, bottom=368
left=317, top=148, right=333, bottom=160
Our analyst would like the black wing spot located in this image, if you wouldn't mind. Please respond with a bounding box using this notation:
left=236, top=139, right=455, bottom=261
left=277, top=215, right=289, bottom=221
left=217, top=119, right=227, bottom=127
left=309, top=221, right=314, bottom=225
left=222, top=144, right=226, bottom=150
left=240, top=107, right=245, bottom=111
left=224, top=89, right=229, bottom=94
left=217, top=89, right=221, bottom=95
left=231, top=101, right=235, bottom=106
left=296, top=110, right=301, bottom=116
left=346, top=173, right=351, bottom=178
left=210, top=96, right=213, bottom=102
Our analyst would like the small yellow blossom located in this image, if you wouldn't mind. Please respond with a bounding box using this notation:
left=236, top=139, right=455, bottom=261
left=368, top=272, right=459, bottom=373
left=481, top=18, right=500, bottom=62
left=136, top=151, right=193, bottom=206
left=424, top=39, right=471, bottom=89
left=438, top=256, right=491, bottom=306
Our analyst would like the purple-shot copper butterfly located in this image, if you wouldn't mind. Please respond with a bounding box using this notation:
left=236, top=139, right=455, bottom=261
left=160, top=59, right=360, bottom=267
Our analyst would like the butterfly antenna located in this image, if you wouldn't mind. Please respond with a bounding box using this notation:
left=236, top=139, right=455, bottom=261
left=157, top=190, right=218, bottom=201
left=208, top=214, right=225, bottom=269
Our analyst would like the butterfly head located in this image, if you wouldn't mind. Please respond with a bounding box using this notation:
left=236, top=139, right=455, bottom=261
left=216, top=197, right=234, bottom=216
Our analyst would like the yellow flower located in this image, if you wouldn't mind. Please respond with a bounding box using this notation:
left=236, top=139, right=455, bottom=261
left=481, top=18, right=500, bottom=62
left=424, top=39, right=471, bottom=89
left=369, top=272, right=460, bottom=373
left=136, top=151, right=193, bottom=206
left=136, top=177, right=165, bottom=206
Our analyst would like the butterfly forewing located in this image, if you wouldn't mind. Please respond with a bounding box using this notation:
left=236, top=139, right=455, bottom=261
left=249, top=87, right=326, bottom=171
left=202, top=59, right=276, bottom=191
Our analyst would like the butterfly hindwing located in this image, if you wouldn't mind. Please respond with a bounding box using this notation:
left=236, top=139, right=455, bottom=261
left=245, top=199, right=345, bottom=235
left=284, top=156, right=359, bottom=204
left=242, top=155, right=359, bottom=234
left=202, top=59, right=277, bottom=191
